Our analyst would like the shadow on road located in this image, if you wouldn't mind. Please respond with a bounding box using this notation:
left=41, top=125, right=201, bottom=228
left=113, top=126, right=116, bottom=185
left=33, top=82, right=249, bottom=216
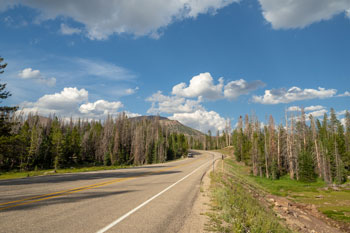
left=0, top=169, right=182, bottom=187
left=1, top=190, right=135, bottom=212
left=0, top=169, right=183, bottom=213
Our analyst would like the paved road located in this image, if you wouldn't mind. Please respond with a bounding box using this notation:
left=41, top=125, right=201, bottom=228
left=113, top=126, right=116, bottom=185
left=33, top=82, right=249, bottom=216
left=0, top=151, right=220, bottom=233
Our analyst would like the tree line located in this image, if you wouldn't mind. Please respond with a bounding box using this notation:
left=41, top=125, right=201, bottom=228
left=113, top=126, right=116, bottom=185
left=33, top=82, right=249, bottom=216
left=232, top=109, right=350, bottom=183
left=0, top=110, right=232, bottom=172
left=1, top=111, right=219, bottom=171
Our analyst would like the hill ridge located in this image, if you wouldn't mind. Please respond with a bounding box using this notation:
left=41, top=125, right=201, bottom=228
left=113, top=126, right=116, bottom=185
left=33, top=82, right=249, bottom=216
left=129, top=115, right=204, bottom=137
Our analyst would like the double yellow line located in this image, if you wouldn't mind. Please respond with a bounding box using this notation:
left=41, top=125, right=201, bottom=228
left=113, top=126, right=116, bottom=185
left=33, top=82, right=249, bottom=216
left=0, top=157, right=204, bottom=211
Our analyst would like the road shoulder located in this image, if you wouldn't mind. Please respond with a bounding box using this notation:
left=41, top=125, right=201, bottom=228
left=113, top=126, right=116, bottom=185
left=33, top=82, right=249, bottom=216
left=179, top=158, right=215, bottom=233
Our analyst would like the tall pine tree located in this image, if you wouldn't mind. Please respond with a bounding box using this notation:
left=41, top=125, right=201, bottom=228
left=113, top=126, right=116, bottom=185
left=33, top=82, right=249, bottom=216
left=0, top=57, right=18, bottom=170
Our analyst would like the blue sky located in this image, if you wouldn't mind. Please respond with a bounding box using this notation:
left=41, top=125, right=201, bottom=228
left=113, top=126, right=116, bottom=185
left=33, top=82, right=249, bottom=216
left=1, top=0, right=350, bottom=133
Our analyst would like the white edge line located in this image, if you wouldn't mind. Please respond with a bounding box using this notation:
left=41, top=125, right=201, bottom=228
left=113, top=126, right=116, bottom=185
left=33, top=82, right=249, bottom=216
left=96, top=160, right=211, bottom=233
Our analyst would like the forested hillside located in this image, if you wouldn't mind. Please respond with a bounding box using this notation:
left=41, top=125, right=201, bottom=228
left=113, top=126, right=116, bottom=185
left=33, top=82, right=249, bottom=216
left=232, top=109, right=350, bottom=183
left=0, top=113, right=213, bottom=171
left=129, top=115, right=204, bottom=137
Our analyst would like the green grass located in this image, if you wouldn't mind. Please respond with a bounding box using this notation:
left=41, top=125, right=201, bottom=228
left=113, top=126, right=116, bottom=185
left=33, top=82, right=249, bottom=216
left=217, top=149, right=350, bottom=225
left=0, top=164, right=133, bottom=180
left=207, top=166, right=291, bottom=233
left=251, top=175, right=326, bottom=196
left=322, top=209, right=350, bottom=222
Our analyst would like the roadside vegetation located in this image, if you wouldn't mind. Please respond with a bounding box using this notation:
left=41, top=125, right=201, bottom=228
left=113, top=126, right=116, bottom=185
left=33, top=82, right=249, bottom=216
left=216, top=147, right=350, bottom=230
left=226, top=107, right=350, bottom=228
left=206, top=153, right=291, bottom=232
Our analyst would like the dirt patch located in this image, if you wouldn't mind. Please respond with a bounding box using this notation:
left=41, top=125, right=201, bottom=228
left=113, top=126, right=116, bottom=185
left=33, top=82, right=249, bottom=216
left=237, top=177, right=348, bottom=232
left=263, top=194, right=347, bottom=233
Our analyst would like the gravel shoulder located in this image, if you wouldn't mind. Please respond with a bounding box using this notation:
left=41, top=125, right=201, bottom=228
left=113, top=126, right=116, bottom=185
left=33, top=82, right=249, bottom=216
left=179, top=155, right=219, bottom=233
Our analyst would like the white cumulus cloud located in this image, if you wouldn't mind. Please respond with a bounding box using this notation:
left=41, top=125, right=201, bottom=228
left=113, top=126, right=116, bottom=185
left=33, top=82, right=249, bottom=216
left=172, top=72, right=224, bottom=100
left=253, top=86, right=337, bottom=104
left=172, top=72, right=264, bottom=100
left=336, top=110, right=350, bottom=116
left=60, top=23, right=82, bottom=35
left=124, top=111, right=142, bottom=118
left=147, top=72, right=263, bottom=132
left=125, top=87, right=139, bottom=95
left=20, top=87, right=88, bottom=116
left=287, top=105, right=325, bottom=112
left=288, top=106, right=327, bottom=121
left=79, top=100, right=123, bottom=117
left=147, top=91, right=203, bottom=114
left=170, top=109, right=227, bottom=133
left=308, top=109, right=328, bottom=118
left=1, top=0, right=238, bottom=40
left=287, top=106, right=301, bottom=112
left=18, top=67, right=40, bottom=79
left=338, top=91, right=350, bottom=97
left=19, top=87, right=138, bottom=119
left=287, top=106, right=349, bottom=120
left=259, top=0, right=350, bottom=29
left=224, top=79, right=265, bottom=99
left=18, top=68, right=56, bottom=87
left=305, top=105, right=326, bottom=112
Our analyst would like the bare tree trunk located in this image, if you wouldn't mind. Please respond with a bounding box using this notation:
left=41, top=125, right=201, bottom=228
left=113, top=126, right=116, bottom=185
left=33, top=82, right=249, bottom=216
left=315, top=138, right=322, bottom=177
left=301, top=108, right=307, bottom=150
left=252, top=121, right=258, bottom=176
left=216, top=130, right=219, bottom=149
left=310, top=116, right=323, bottom=178
left=277, top=128, right=281, bottom=173
left=269, top=115, right=276, bottom=179
left=320, top=143, right=330, bottom=183
left=291, top=115, right=299, bottom=180
left=286, top=111, right=295, bottom=179
left=335, top=138, right=341, bottom=183
left=264, top=127, right=269, bottom=178
left=253, top=141, right=258, bottom=176
left=225, top=119, right=229, bottom=147
left=228, top=119, right=231, bottom=146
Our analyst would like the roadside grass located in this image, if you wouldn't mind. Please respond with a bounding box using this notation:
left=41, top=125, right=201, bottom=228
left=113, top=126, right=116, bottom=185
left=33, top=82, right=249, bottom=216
left=216, top=146, right=234, bottom=158
left=217, top=147, right=350, bottom=225
left=0, top=164, right=133, bottom=180
left=206, top=161, right=291, bottom=233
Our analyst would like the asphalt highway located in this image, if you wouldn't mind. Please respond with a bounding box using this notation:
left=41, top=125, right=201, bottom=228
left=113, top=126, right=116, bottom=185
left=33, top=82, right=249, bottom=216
left=0, top=150, right=220, bottom=233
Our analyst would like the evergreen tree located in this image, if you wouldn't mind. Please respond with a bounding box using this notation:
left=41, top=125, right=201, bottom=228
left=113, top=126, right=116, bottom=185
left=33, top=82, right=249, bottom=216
left=335, top=121, right=346, bottom=183
left=229, top=108, right=350, bottom=183
left=298, top=150, right=317, bottom=182
left=344, top=111, right=350, bottom=175
left=50, top=118, right=63, bottom=170
left=0, top=57, right=18, bottom=170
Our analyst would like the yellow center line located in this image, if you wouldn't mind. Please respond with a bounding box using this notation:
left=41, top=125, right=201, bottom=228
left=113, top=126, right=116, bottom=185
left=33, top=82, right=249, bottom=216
left=0, top=156, right=206, bottom=211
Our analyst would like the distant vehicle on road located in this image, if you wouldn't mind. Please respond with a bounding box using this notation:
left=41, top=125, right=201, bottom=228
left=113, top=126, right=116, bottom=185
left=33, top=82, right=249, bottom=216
left=187, top=152, right=193, bottom=158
